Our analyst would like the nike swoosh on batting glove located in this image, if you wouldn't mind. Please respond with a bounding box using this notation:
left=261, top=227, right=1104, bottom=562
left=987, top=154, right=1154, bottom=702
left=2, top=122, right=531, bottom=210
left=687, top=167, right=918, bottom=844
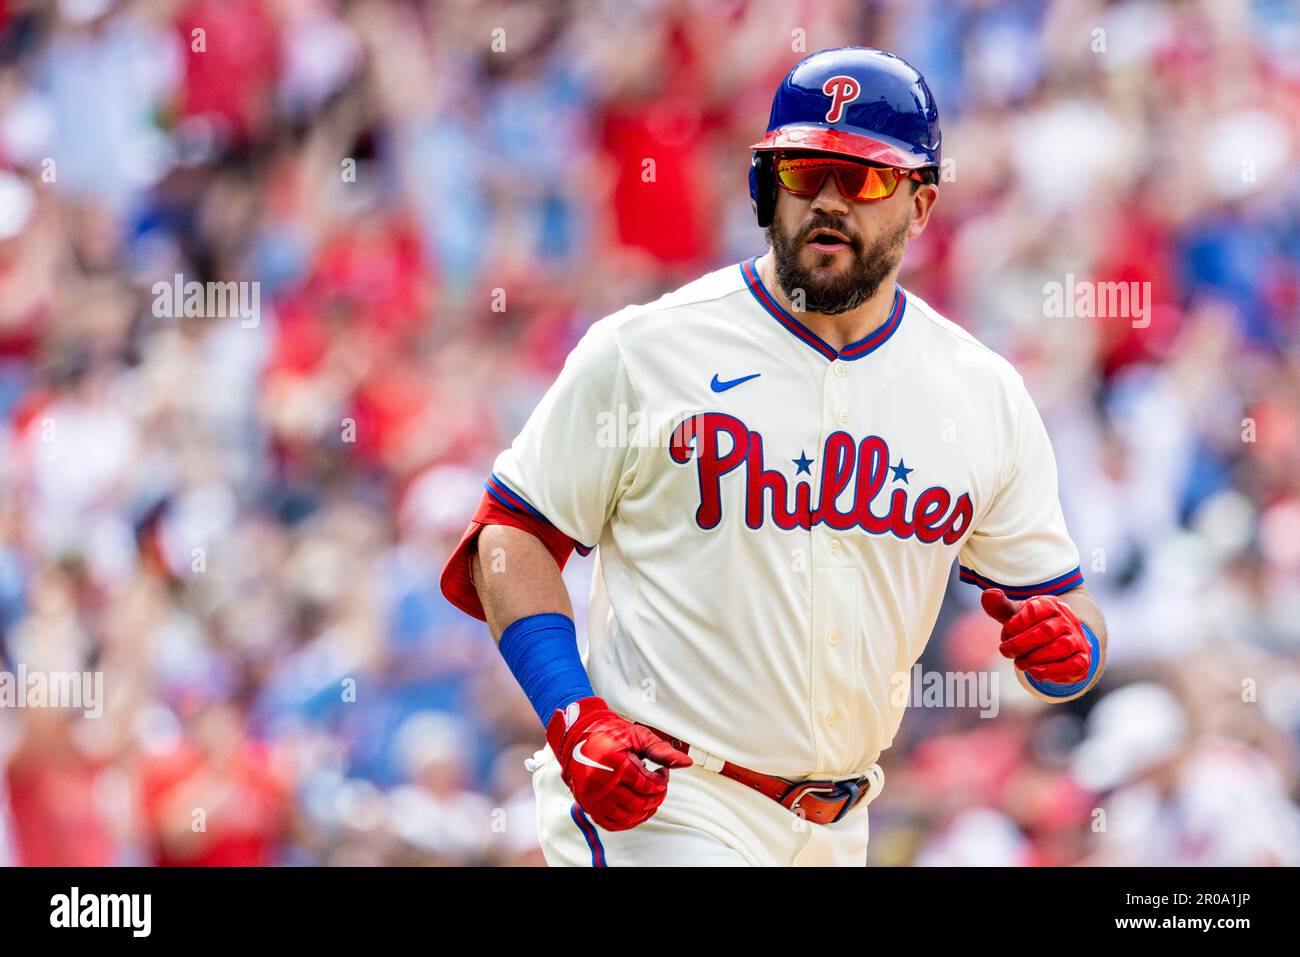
left=545, top=697, right=692, bottom=831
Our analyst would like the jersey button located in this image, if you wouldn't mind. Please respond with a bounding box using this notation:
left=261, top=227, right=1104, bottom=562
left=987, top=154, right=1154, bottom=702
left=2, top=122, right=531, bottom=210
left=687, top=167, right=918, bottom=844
left=832, top=361, right=847, bottom=378
left=837, top=408, right=850, bottom=425
left=826, top=711, right=841, bottom=726
left=827, top=539, right=842, bottom=555
left=827, top=630, right=841, bottom=646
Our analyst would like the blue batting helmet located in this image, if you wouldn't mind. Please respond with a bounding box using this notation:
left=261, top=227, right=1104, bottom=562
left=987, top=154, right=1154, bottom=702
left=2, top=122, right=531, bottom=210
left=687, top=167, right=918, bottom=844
left=749, top=47, right=942, bottom=227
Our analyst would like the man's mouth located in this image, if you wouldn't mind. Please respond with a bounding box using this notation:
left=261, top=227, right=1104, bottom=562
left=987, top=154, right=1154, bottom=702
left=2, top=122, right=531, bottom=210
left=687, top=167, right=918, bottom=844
left=804, top=227, right=853, bottom=253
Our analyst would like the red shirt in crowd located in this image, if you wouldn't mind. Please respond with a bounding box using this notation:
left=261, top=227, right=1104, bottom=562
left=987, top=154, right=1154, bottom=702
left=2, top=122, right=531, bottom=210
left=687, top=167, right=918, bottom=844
left=139, top=738, right=290, bottom=867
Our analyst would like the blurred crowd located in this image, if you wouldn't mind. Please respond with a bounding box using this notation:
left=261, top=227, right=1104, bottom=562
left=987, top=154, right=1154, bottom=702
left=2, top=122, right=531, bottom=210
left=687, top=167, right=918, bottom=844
left=0, top=0, right=1297, bottom=866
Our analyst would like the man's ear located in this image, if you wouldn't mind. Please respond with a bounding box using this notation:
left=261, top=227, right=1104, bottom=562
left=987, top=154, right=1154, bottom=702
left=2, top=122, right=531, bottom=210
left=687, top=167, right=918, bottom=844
left=908, top=183, right=939, bottom=238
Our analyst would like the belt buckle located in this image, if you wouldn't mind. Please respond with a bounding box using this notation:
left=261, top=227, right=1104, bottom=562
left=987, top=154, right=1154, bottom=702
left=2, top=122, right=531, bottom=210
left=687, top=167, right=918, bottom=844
left=783, top=778, right=863, bottom=824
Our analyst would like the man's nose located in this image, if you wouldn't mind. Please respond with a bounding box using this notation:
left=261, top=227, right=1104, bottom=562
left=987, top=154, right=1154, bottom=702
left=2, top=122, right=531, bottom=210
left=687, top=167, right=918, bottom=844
left=810, top=170, right=851, bottom=216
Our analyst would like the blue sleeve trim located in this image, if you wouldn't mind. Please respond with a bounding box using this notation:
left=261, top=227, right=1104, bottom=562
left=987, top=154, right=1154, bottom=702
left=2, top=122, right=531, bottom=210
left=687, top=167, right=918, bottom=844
left=1023, top=622, right=1101, bottom=699
left=484, top=473, right=596, bottom=555
left=958, top=564, right=1084, bottom=598
left=485, top=473, right=548, bottom=520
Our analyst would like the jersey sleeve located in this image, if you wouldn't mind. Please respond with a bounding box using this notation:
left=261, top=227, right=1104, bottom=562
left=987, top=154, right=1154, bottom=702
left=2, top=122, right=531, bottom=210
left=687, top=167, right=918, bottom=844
left=957, top=382, right=1083, bottom=598
left=490, top=317, right=640, bottom=545
left=440, top=318, right=640, bottom=619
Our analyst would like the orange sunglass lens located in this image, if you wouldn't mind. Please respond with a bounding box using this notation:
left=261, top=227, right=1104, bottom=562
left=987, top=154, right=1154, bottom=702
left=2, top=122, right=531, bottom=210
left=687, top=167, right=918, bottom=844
left=847, top=165, right=901, bottom=200
left=775, top=158, right=902, bottom=201
left=774, top=158, right=832, bottom=194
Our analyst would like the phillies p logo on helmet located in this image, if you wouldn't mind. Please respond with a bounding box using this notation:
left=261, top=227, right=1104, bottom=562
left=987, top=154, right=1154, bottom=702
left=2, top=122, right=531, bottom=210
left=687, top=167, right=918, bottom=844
left=822, top=75, right=861, bottom=122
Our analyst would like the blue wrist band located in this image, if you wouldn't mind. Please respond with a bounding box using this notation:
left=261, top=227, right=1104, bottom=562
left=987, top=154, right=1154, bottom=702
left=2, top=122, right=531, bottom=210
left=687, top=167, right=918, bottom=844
left=1023, top=622, right=1101, bottom=699
left=497, top=613, right=595, bottom=726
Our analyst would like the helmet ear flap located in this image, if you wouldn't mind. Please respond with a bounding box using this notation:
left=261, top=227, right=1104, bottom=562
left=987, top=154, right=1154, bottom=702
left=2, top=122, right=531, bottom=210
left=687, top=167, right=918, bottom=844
left=749, top=152, right=776, bottom=228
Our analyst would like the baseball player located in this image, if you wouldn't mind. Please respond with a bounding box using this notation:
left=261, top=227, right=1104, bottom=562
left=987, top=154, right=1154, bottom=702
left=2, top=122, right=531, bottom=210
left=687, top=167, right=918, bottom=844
left=441, top=46, right=1107, bottom=866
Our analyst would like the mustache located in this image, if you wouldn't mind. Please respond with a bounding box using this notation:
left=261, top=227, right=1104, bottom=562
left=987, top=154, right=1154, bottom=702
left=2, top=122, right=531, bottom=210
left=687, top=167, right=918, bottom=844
left=798, top=215, right=862, bottom=250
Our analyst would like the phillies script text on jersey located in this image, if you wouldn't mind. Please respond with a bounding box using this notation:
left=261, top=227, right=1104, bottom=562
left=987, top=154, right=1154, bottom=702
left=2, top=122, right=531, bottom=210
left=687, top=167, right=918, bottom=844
left=669, top=413, right=972, bottom=541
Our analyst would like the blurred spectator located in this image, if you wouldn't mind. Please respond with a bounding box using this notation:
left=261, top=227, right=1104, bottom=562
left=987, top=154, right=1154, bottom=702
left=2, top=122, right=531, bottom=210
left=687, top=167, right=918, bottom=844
left=139, top=700, right=291, bottom=866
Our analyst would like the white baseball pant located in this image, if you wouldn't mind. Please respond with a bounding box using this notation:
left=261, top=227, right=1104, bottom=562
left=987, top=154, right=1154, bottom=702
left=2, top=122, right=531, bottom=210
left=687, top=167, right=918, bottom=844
left=531, top=744, right=884, bottom=867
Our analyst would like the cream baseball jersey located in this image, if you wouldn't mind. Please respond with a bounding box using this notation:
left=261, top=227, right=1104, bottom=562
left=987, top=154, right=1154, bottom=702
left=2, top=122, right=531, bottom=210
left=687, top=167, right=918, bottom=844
left=449, top=257, right=1082, bottom=779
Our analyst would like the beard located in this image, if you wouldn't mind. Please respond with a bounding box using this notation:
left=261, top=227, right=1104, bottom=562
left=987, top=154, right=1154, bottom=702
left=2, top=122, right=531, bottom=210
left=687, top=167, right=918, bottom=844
left=768, top=212, right=910, bottom=315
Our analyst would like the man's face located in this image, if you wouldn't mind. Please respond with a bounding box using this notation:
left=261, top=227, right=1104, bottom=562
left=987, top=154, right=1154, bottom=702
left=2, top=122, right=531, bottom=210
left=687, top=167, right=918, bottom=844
left=766, top=151, right=937, bottom=315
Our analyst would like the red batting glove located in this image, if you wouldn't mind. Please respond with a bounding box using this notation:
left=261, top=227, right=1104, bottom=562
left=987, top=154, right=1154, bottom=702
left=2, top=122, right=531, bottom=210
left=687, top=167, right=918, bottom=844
left=980, top=588, right=1092, bottom=684
left=546, top=697, right=692, bottom=831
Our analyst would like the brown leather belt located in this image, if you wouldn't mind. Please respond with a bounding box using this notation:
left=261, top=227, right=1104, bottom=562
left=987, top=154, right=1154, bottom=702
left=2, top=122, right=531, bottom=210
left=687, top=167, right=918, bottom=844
left=641, top=725, right=874, bottom=826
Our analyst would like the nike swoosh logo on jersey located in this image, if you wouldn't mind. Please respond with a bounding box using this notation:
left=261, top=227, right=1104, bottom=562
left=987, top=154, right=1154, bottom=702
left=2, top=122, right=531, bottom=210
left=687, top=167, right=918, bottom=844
left=572, top=740, right=614, bottom=773
left=710, top=372, right=761, bottom=393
